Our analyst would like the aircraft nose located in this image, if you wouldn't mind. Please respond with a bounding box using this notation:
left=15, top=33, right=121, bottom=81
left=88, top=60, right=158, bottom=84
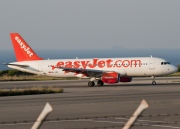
left=172, top=65, right=178, bottom=73
left=175, top=66, right=178, bottom=72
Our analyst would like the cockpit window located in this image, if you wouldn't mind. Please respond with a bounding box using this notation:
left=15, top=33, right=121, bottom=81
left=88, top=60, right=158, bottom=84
left=161, top=62, right=171, bottom=65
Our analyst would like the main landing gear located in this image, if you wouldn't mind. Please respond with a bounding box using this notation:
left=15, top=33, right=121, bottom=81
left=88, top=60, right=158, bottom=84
left=152, top=76, right=156, bottom=85
left=88, top=81, right=95, bottom=87
left=97, top=80, right=104, bottom=86
left=88, top=78, right=104, bottom=87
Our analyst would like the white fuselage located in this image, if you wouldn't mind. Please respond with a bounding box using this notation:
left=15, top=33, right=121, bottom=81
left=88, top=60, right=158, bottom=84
left=8, top=57, right=177, bottom=78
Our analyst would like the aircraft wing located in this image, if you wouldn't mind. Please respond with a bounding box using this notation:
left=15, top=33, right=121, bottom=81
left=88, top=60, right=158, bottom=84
left=59, top=67, right=106, bottom=78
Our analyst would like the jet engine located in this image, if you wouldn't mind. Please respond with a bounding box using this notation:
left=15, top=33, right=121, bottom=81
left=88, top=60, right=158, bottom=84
left=101, top=72, right=120, bottom=84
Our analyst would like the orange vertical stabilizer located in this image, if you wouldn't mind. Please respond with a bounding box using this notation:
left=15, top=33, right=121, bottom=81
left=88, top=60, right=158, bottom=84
left=10, top=33, right=43, bottom=62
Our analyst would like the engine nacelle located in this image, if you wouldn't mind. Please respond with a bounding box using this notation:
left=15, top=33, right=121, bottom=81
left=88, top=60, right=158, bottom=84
left=120, top=76, right=132, bottom=82
left=102, top=72, right=120, bottom=84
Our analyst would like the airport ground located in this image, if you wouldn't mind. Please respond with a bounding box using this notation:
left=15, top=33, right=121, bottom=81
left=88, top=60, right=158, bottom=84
left=0, top=77, right=180, bottom=129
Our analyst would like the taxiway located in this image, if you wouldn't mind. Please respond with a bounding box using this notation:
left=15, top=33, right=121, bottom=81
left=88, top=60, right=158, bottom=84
left=0, top=77, right=179, bottom=129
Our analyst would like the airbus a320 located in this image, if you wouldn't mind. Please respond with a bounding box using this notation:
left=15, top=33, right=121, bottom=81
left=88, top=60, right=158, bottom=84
left=6, top=33, right=178, bottom=86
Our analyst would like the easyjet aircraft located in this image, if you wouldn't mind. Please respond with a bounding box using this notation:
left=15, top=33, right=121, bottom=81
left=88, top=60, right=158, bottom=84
left=6, top=33, right=178, bottom=86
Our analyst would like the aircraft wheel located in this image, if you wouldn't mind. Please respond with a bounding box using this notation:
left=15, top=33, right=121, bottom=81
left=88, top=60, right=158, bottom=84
left=152, top=81, right=156, bottom=85
left=88, top=81, right=95, bottom=87
left=97, top=80, right=104, bottom=86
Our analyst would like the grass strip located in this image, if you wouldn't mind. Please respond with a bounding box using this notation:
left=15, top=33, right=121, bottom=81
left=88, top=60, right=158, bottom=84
left=0, top=87, right=63, bottom=96
left=0, top=75, right=78, bottom=81
left=168, top=72, right=180, bottom=76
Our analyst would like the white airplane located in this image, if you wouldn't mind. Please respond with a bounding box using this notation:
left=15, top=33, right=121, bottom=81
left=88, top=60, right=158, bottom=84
left=6, top=33, right=178, bottom=86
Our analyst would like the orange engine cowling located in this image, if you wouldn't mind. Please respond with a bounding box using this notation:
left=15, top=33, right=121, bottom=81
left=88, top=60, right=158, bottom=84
left=101, top=72, right=120, bottom=84
left=120, top=77, right=132, bottom=82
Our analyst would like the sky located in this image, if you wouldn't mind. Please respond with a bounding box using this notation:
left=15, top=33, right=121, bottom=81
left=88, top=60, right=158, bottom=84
left=0, top=0, right=180, bottom=50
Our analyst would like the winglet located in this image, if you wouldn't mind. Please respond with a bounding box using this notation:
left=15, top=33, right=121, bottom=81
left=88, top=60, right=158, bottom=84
left=10, top=33, right=43, bottom=62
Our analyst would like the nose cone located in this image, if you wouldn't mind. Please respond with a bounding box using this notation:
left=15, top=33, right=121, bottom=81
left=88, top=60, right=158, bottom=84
left=175, top=66, right=178, bottom=72
left=172, top=65, right=178, bottom=73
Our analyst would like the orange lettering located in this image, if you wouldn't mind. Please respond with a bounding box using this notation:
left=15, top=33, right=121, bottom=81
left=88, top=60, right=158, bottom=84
left=89, top=58, right=98, bottom=68
left=131, top=60, right=141, bottom=67
left=74, top=61, right=80, bottom=68
left=81, top=61, right=90, bottom=69
left=106, top=59, right=113, bottom=68
left=98, top=60, right=105, bottom=68
left=56, top=62, right=64, bottom=67
left=65, top=61, right=72, bottom=68
left=115, top=60, right=122, bottom=68
left=122, top=60, right=130, bottom=68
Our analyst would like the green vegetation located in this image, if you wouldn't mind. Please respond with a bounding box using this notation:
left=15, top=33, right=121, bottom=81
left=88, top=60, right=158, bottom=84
left=0, top=69, right=77, bottom=81
left=0, top=87, right=63, bottom=96
left=0, top=69, right=33, bottom=77
left=169, top=65, right=180, bottom=76
left=0, top=70, right=64, bottom=96
left=178, top=65, right=180, bottom=72
left=169, top=72, right=180, bottom=76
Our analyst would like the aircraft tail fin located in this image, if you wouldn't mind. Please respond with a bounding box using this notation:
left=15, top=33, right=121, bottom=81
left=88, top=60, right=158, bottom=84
left=10, top=33, right=43, bottom=62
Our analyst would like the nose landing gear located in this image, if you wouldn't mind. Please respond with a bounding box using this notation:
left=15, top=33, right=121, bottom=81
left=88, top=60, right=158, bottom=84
left=152, top=81, right=156, bottom=85
left=152, top=76, right=156, bottom=85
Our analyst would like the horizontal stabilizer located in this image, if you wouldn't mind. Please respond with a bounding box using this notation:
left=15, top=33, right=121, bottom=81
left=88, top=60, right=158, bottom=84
left=3, top=63, right=29, bottom=68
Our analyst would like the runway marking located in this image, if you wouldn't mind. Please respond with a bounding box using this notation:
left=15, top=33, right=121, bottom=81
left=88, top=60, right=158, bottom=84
left=152, top=125, right=180, bottom=129
left=0, top=119, right=125, bottom=127
left=0, top=118, right=180, bottom=129
left=0, top=122, right=34, bottom=126
left=61, top=119, right=180, bottom=129
left=116, top=117, right=180, bottom=129
left=115, top=117, right=167, bottom=123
